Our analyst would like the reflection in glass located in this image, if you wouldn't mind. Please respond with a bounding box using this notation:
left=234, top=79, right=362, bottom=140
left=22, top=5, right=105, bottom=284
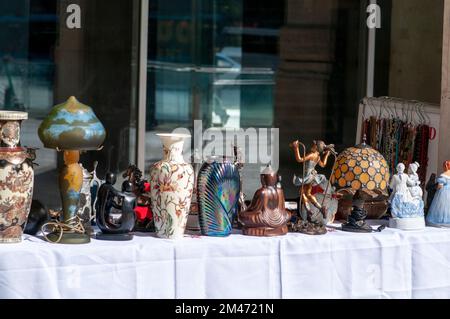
left=0, top=0, right=139, bottom=210
left=146, top=0, right=366, bottom=197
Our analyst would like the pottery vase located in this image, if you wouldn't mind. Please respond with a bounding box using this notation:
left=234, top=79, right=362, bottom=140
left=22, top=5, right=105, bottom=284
left=0, top=111, right=34, bottom=243
left=149, top=133, right=194, bottom=239
left=197, top=156, right=240, bottom=236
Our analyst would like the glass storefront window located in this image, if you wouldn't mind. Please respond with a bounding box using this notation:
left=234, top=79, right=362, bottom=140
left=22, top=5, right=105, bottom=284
left=0, top=0, right=140, bottom=210
left=0, top=0, right=445, bottom=205
left=145, top=0, right=368, bottom=197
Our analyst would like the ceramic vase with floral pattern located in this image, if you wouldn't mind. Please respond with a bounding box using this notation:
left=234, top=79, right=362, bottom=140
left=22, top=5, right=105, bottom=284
left=150, top=133, right=194, bottom=239
left=0, top=111, right=35, bottom=243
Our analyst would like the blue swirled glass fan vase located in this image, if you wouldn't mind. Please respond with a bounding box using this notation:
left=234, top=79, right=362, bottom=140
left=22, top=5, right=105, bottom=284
left=197, top=157, right=240, bottom=236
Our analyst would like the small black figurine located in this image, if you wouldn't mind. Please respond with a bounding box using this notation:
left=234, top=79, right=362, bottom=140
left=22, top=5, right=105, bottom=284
left=95, top=172, right=137, bottom=241
left=342, top=189, right=384, bottom=233
left=24, top=200, right=49, bottom=235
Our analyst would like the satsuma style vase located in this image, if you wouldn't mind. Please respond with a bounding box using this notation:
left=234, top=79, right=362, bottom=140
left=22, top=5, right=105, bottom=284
left=0, top=111, right=34, bottom=243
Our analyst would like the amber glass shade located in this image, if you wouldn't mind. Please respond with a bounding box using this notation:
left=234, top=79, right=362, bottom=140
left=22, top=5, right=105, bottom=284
left=331, top=143, right=390, bottom=194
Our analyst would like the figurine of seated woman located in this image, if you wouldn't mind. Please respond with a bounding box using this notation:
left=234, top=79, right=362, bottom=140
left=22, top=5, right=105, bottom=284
left=238, top=166, right=291, bottom=236
left=389, top=163, right=425, bottom=230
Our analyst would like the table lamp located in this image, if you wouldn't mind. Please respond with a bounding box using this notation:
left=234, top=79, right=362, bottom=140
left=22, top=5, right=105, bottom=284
left=38, top=96, right=106, bottom=244
left=331, top=135, right=390, bottom=220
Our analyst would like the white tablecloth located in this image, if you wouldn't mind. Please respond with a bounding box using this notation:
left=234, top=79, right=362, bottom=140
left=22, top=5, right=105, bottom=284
left=1, top=224, right=450, bottom=299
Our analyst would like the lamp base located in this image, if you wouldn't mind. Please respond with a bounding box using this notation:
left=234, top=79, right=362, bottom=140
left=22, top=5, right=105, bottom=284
left=95, top=232, right=133, bottom=241
left=46, top=231, right=91, bottom=244
left=341, top=222, right=373, bottom=233
left=290, top=220, right=327, bottom=235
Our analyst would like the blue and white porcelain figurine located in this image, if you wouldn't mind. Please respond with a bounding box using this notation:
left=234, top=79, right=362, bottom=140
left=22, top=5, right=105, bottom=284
left=389, top=162, right=425, bottom=230
left=426, top=161, right=450, bottom=227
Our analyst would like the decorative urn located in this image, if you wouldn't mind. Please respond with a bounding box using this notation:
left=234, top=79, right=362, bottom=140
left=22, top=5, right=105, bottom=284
left=149, top=133, right=194, bottom=239
left=0, top=111, right=35, bottom=243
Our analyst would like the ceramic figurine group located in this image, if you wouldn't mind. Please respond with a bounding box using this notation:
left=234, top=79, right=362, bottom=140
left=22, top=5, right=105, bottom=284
left=369, top=158, right=450, bottom=230
left=388, top=162, right=425, bottom=230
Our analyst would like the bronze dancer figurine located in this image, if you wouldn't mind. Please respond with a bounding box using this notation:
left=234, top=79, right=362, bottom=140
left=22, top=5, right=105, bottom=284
left=290, top=140, right=335, bottom=235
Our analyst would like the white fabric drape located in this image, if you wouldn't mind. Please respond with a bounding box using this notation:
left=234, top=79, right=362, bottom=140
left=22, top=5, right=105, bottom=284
left=0, top=226, right=449, bottom=299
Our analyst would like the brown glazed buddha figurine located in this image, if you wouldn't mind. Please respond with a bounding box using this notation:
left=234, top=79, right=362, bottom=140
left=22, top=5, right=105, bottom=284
left=238, top=166, right=291, bottom=236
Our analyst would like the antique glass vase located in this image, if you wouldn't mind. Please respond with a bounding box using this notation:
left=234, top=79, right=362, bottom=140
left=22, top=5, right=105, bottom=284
left=0, top=111, right=35, bottom=243
left=197, top=156, right=240, bottom=236
left=149, top=133, right=194, bottom=239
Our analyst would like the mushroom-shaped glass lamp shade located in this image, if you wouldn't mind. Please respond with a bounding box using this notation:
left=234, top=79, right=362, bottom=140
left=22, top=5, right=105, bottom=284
left=38, top=96, right=106, bottom=244
left=38, top=96, right=106, bottom=150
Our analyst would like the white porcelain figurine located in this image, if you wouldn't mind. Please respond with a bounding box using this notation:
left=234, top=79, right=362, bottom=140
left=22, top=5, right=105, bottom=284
left=389, top=162, right=425, bottom=230
left=426, top=160, right=450, bottom=227
left=407, top=162, right=423, bottom=199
